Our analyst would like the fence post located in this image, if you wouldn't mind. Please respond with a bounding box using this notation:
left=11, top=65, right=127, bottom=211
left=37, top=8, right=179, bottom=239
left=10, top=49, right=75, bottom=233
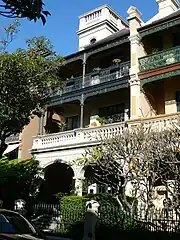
left=83, top=200, right=100, bottom=240
left=14, top=199, right=26, bottom=216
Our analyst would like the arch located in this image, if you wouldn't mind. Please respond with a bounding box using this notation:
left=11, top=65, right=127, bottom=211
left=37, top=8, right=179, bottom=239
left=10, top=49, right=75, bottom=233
left=40, top=161, right=75, bottom=197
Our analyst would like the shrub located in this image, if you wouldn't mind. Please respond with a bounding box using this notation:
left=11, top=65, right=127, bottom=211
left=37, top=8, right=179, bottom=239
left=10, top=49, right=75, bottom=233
left=58, top=194, right=141, bottom=239
left=59, top=196, right=85, bottom=236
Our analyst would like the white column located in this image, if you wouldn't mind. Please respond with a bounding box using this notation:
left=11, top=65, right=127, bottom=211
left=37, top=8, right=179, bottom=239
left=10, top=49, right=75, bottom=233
left=74, top=177, right=85, bottom=196
left=127, top=6, right=145, bottom=119
left=124, top=108, right=129, bottom=121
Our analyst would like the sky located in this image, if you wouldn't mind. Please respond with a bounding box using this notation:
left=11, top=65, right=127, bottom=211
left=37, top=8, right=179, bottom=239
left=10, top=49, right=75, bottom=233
left=0, top=0, right=158, bottom=57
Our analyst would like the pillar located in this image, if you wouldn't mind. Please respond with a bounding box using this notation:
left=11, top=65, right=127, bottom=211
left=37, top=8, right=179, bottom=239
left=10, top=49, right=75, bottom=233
left=80, top=94, right=84, bottom=128
left=74, top=177, right=85, bottom=196
left=38, top=110, right=45, bottom=135
left=127, top=6, right=146, bottom=119
left=82, top=53, right=87, bottom=88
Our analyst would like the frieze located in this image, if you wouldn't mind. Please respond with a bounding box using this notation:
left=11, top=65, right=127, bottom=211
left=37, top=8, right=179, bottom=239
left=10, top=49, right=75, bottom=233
left=86, top=37, right=129, bottom=59
left=48, top=76, right=129, bottom=106
left=141, top=69, right=180, bottom=89
left=140, top=18, right=180, bottom=38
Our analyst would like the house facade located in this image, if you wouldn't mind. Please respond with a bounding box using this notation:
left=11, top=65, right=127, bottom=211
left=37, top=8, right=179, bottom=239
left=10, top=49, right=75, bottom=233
left=5, top=0, right=180, bottom=197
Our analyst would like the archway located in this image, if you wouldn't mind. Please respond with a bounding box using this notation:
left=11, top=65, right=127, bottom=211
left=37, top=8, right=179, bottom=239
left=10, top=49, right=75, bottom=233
left=82, top=165, right=109, bottom=195
left=40, top=162, right=74, bottom=198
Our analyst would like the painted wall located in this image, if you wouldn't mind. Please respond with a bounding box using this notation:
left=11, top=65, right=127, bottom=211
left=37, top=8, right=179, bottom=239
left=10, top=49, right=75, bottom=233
left=140, top=92, right=156, bottom=117
left=19, top=116, right=39, bottom=159
left=164, top=78, right=180, bottom=114
left=84, top=89, right=129, bottom=126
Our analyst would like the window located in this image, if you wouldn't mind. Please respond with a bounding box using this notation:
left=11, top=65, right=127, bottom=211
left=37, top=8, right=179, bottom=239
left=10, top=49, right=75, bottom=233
left=172, top=32, right=180, bottom=47
left=0, top=212, right=36, bottom=234
left=99, top=103, right=125, bottom=123
left=176, top=91, right=180, bottom=112
left=90, top=38, right=96, bottom=44
left=66, top=116, right=78, bottom=130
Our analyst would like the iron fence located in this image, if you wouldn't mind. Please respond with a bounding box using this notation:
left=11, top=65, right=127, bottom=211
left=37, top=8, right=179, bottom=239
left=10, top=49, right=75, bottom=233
left=24, top=201, right=180, bottom=235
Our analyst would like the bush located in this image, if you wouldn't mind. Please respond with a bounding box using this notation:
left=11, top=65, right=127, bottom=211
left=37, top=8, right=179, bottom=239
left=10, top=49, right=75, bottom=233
left=85, top=194, right=140, bottom=231
left=85, top=193, right=119, bottom=206
left=57, top=194, right=141, bottom=239
left=58, top=196, right=85, bottom=237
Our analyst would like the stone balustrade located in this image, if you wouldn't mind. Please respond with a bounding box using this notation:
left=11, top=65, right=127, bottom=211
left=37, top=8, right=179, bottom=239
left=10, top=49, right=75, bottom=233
left=32, top=113, right=180, bottom=152
left=32, top=122, right=125, bottom=151
left=129, top=112, right=180, bottom=131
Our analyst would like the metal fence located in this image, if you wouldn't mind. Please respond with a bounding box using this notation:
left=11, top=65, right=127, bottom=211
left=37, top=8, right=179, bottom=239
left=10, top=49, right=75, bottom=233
left=25, top=202, right=180, bottom=235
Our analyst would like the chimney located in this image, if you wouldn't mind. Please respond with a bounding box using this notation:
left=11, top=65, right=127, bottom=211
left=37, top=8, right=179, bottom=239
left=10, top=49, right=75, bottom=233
left=156, top=0, right=179, bottom=15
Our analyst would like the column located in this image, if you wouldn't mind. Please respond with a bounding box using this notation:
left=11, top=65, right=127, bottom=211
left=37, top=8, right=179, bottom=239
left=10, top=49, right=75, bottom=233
left=127, top=6, right=146, bottom=119
left=74, top=177, right=85, bottom=196
left=130, top=75, right=141, bottom=119
left=80, top=94, right=84, bottom=128
left=38, top=110, right=45, bottom=135
left=124, top=108, right=129, bottom=121
left=82, top=52, right=87, bottom=88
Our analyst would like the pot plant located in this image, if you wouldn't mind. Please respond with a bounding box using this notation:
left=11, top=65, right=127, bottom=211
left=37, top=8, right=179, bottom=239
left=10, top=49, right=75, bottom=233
left=58, top=121, right=67, bottom=132
left=111, top=58, right=121, bottom=71
left=91, top=67, right=101, bottom=75
left=91, top=67, right=101, bottom=77
left=96, top=117, right=105, bottom=126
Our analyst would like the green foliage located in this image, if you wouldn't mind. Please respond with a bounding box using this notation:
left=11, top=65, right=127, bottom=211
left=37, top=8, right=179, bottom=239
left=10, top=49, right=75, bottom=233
left=0, top=20, right=21, bottom=53
left=0, top=35, right=64, bottom=155
left=0, top=156, right=40, bottom=202
left=57, top=194, right=141, bottom=239
left=59, top=196, right=85, bottom=234
left=0, top=0, right=50, bottom=24
left=86, top=193, right=119, bottom=207
left=0, top=156, right=40, bottom=183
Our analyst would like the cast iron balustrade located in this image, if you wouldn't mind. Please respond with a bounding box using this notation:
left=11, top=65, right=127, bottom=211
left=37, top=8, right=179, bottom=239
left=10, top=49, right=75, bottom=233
left=139, top=46, right=180, bottom=72
left=51, top=61, right=130, bottom=97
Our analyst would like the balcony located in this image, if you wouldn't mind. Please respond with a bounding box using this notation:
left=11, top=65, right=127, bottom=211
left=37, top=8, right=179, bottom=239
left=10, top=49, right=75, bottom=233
left=6, top=133, right=20, bottom=144
left=139, top=46, right=180, bottom=72
left=51, top=62, right=130, bottom=97
left=32, top=113, right=180, bottom=153
left=32, top=122, right=125, bottom=151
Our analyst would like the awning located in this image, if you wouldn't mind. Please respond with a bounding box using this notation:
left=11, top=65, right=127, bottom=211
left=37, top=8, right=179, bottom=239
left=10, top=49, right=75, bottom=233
left=3, top=143, right=19, bottom=155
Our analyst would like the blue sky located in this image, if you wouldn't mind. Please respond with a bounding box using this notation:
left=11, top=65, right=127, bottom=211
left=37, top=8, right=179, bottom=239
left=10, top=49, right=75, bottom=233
left=0, top=0, right=158, bottom=56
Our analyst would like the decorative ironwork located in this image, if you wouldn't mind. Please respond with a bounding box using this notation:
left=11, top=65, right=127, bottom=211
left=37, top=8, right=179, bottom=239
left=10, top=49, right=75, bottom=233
left=84, top=62, right=130, bottom=87
left=63, top=37, right=129, bottom=65
left=102, top=113, right=125, bottom=124
left=51, top=62, right=130, bottom=97
left=6, top=134, right=20, bottom=143
left=139, top=46, right=180, bottom=72
left=86, top=37, right=129, bottom=58
left=140, top=69, right=180, bottom=89
left=140, top=18, right=180, bottom=38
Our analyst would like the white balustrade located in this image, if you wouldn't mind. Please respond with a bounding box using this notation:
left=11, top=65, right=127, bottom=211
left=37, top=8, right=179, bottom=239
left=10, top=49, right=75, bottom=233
left=32, top=113, right=180, bottom=152
left=130, top=113, right=180, bottom=131
left=32, top=122, right=125, bottom=151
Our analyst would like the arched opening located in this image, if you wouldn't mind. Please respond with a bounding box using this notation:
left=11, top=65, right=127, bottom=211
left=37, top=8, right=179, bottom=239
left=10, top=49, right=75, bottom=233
left=40, top=162, right=74, bottom=199
left=83, top=165, right=110, bottom=195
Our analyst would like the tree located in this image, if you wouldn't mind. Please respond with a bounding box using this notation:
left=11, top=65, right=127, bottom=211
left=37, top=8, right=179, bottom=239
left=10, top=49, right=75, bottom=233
left=0, top=0, right=50, bottom=24
left=0, top=156, right=41, bottom=206
left=83, top=122, right=180, bottom=217
left=0, top=30, right=64, bottom=157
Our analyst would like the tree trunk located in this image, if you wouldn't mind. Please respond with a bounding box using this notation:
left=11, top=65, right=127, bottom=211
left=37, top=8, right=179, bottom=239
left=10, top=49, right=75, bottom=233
left=0, top=139, right=7, bottom=158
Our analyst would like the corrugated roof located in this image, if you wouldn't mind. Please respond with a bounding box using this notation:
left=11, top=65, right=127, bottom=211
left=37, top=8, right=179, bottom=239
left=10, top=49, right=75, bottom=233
left=65, top=28, right=130, bottom=60
left=138, top=9, right=180, bottom=32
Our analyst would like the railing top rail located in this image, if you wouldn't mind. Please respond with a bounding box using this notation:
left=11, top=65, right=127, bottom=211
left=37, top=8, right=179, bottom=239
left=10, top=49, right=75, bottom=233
left=33, top=121, right=126, bottom=140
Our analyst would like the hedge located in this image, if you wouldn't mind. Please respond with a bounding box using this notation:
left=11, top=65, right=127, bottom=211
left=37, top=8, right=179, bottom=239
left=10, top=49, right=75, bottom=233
left=57, top=194, right=141, bottom=239
left=58, top=195, right=85, bottom=238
